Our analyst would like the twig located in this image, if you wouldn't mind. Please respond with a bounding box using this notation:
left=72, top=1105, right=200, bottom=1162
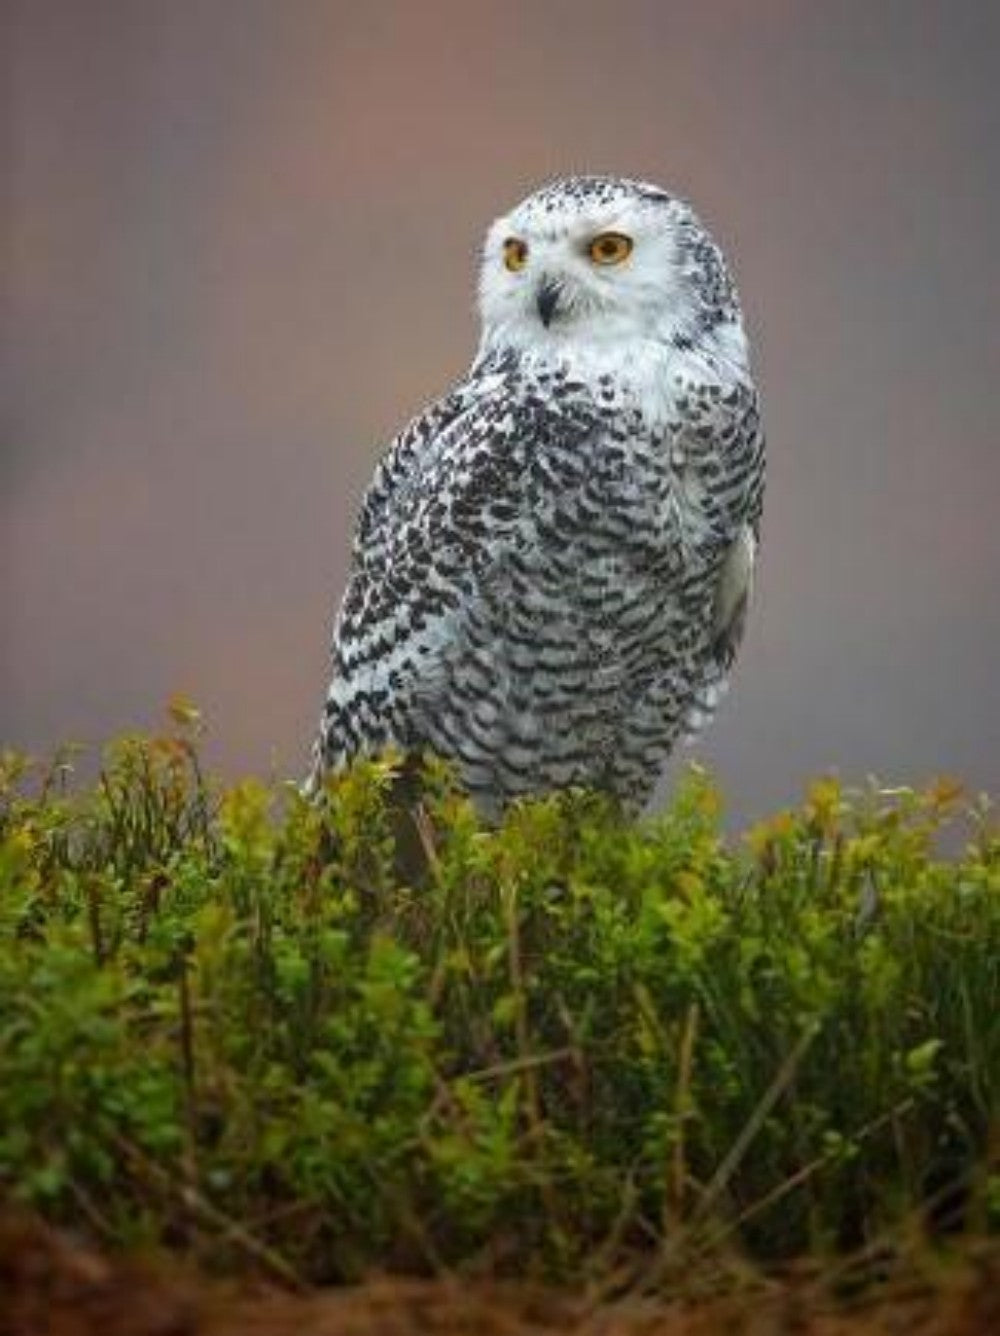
left=632, top=1022, right=821, bottom=1295
left=113, top=1133, right=308, bottom=1292
left=666, top=1002, right=700, bottom=1231
left=85, top=876, right=105, bottom=966
left=697, top=1097, right=917, bottom=1256
left=502, top=879, right=561, bottom=1228
left=412, top=801, right=441, bottom=877
left=466, top=1045, right=577, bottom=1084
left=690, top=1021, right=820, bottom=1226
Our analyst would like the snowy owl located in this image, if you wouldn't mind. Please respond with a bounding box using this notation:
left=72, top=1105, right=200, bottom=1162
left=308, top=176, right=764, bottom=814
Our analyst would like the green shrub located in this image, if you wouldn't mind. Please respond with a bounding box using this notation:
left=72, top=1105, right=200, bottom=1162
left=0, top=706, right=997, bottom=1283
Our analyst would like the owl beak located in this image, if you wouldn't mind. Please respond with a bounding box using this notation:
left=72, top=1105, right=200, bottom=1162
left=536, top=279, right=561, bottom=328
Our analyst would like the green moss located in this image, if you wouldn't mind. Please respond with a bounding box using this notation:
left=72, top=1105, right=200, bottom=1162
left=0, top=710, right=997, bottom=1283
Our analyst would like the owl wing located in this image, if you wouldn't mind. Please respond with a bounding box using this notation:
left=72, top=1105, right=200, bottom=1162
left=313, top=361, right=588, bottom=774
left=352, top=376, right=481, bottom=561
left=672, top=362, right=765, bottom=737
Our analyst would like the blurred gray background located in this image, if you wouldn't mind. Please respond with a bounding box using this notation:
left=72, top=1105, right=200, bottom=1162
left=4, top=1, right=998, bottom=825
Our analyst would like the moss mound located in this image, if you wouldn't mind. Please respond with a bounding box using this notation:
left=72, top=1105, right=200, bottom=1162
left=0, top=707, right=997, bottom=1286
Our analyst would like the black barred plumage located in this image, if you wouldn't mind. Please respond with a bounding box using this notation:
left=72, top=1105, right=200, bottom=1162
left=308, top=176, right=764, bottom=813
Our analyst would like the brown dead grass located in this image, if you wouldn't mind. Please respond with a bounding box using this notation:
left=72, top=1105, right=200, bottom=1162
left=2, top=1212, right=999, bottom=1336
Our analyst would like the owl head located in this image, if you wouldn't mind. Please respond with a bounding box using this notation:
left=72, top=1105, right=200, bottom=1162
left=477, top=176, right=745, bottom=363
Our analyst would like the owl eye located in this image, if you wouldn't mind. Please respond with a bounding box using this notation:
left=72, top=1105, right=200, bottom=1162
left=588, top=232, right=633, bottom=266
left=503, top=237, right=529, bottom=272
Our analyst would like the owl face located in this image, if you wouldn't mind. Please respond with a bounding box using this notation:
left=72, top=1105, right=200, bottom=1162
left=478, top=177, right=716, bottom=355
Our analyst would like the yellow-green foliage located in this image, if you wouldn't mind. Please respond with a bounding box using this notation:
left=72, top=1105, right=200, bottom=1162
left=0, top=710, right=997, bottom=1283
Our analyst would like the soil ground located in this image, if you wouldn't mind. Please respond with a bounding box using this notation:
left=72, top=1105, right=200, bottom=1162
left=2, top=1213, right=999, bottom=1336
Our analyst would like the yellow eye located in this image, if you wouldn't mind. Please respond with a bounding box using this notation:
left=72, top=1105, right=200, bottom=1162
left=588, top=232, right=633, bottom=266
left=503, top=237, right=528, bottom=272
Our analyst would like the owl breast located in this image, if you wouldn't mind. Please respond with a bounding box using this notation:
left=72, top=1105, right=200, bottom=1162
left=411, top=384, right=723, bottom=812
